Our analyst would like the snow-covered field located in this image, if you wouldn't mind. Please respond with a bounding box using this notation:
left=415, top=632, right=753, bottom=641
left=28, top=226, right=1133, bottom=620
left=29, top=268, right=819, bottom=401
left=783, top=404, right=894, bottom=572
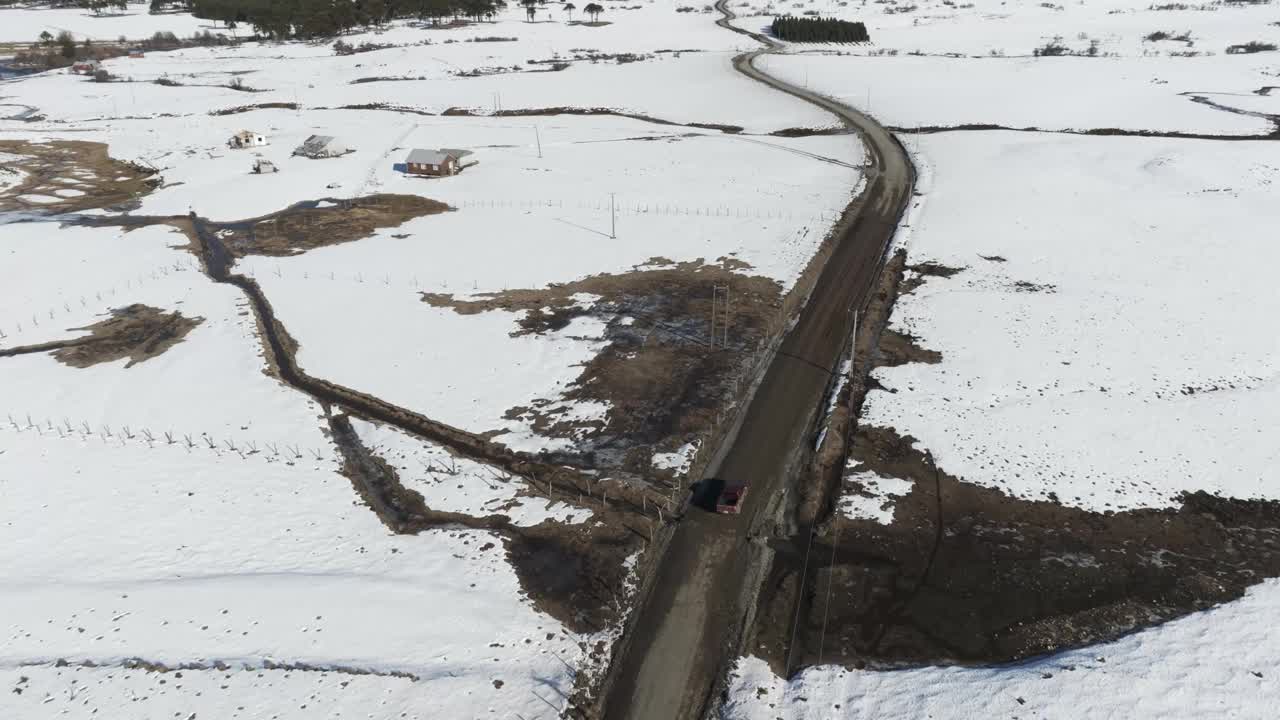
left=0, top=4, right=208, bottom=43
left=720, top=0, right=1280, bottom=716
left=0, top=3, right=860, bottom=447
left=2, top=3, right=851, bottom=718
left=863, top=132, right=1280, bottom=513
left=733, top=0, right=1280, bottom=134
left=0, top=219, right=605, bottom=718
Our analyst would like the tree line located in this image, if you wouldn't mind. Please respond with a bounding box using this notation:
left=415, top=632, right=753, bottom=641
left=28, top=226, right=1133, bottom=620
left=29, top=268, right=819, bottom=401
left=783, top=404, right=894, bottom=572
left=770, top=15, right=869, bottom=43
left=185, top=0, right=523, bottom=37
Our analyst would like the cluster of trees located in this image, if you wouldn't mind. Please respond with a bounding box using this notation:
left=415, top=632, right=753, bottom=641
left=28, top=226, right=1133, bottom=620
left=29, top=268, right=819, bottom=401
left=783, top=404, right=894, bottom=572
left=770, top=15, right=869, bottom=43
left=78, top=0, right=129, bottom=13
left=188, top=0, right=511, bottom=37
left=183, top=0, right=605, bottom=38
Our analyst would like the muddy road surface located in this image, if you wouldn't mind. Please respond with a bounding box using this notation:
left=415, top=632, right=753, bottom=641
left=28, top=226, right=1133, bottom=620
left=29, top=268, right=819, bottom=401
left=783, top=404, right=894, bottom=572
left=598, top=5, right=915, bottom=720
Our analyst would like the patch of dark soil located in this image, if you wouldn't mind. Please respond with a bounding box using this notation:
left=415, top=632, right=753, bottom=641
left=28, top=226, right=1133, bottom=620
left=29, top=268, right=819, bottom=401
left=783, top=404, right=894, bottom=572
left=898, top=260, right=963, bottom=294
left=333, top=102, right=437, bottom=116
left=769, top=127, right=851, bottom=137
left=0, top=139, right=160, bottom=213
left=349, top=76, right=429, bottom=84
left=875, top=329, right=941, bottom=367
left=1011, top=280, right=1057, bottom=293
left=421, top=259, right=783, bottom=473
left=211, top=194, right=450, bottom=257
left=978, top=254, right=1007, bottom=262
left=507, top=523, right=637, bottom=633
left=760, top=424, right=1280, bottom=670
left=0, top=304, right=199, bottom=368
left=208, top=102, right=299, bottom=116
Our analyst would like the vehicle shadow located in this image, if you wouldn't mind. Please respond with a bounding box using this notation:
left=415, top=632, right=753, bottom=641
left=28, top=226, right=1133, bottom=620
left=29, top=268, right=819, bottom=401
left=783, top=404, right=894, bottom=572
left=690, top=477, right=727, bottom=513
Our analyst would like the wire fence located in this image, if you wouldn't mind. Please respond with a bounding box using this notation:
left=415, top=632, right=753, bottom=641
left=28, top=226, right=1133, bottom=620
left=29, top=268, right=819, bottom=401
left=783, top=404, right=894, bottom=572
left=453, top=196, right=841, bottom=222
left=0, top=259, right=200, bottom=342
left=0, top=410, right=333, bottom=467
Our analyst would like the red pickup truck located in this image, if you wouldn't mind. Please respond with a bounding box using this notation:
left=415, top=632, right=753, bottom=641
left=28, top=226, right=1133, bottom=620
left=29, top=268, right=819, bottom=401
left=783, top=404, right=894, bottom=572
left=715, top=483, right=748, bottom=515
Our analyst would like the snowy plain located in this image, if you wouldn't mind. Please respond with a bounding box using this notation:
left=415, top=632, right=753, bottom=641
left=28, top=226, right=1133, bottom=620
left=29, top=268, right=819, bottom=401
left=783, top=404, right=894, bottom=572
left=0, top=3, right=209, bottom=43
left=719, top=0, right=1280, bottom=716
left=1, top=3, right=849, bottom=718
left=733, top=0, right=1280, bottom=135
left=1, top=2, right=862, bottom=450
left=864, top=131, right=1280, bottom=513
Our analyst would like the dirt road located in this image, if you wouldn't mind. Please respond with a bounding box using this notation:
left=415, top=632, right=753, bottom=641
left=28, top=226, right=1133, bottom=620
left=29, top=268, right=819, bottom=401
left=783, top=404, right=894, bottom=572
left=599, top=8, right=915, bottom=720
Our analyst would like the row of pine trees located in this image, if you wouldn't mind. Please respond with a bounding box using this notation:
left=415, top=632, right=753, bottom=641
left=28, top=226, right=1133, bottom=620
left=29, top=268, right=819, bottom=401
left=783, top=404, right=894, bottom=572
left=186, top=0, right=530, bottom=38
left=770, top=15, right=869, bottom=43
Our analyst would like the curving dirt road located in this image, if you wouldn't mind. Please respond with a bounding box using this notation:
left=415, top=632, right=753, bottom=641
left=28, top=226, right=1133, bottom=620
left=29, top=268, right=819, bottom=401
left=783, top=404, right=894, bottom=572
left=598, top=7, right=915, bottom=720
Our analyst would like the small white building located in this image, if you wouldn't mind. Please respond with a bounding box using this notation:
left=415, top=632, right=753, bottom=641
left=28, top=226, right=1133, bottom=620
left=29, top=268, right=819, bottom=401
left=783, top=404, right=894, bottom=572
left=252, top=158, right=278, bottom=174
left=228, top=130, right=268, bottom=149
left=293, top=134, right=352, bottom=159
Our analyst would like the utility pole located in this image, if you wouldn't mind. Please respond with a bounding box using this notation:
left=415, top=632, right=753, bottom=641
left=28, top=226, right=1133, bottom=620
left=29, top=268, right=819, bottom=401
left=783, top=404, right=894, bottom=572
left=710, top=285, right=717, bottom=348
left=723, top=283, right=730, bottom=347
left=710, top=283, right=730, bottom=350
left=534, top=125, right=542, bottom=159
left=609, top=193, right=616, bottom=239
left=852, top=308, right=859, bottom=367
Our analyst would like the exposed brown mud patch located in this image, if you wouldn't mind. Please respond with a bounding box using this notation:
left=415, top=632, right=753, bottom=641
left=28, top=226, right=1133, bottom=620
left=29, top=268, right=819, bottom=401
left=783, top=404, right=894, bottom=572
left=0, top=304, right=201, bottom=368
left=0, top=139, right=159, bottom=212
left=769, top=126, right=851, bottom=138
left=898, top=260, right=964, bottom=295
left=875, top=329, right=941, bottom=367
left=422, top=259, right=784, bottom=473
left=507, top=524, right=638, bottom=634
left=327, top=412, right=641, bottom=635
left=214, top=194, right=450, bottom=257
left=209, top=102, right=300, bottom=116
left=755, top=424, right=1280, bottom=671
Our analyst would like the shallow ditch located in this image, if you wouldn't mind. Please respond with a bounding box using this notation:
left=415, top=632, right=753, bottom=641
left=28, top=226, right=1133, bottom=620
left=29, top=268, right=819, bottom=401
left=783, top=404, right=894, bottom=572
left=328, top=412, right=641, bottom=637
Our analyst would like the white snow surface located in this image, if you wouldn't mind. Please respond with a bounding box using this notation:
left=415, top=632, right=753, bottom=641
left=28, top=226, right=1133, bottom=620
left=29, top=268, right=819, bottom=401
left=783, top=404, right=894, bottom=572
left=0, top=221, right=603, bottom=720
left=651, top=441, right=699, bottom=474
left=734, top=0, right=1280, bottom=135
left=0, top=4, right=208, bottom=43
left=724, top=579, right=1280, bottom=719
left=861, top=132, right=1280, bottom=512
left=754, top=52, right=1275, bottom=135
left=838, top=469, right=913, bottom=525
left=0, top=5, right=853, bottom=718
